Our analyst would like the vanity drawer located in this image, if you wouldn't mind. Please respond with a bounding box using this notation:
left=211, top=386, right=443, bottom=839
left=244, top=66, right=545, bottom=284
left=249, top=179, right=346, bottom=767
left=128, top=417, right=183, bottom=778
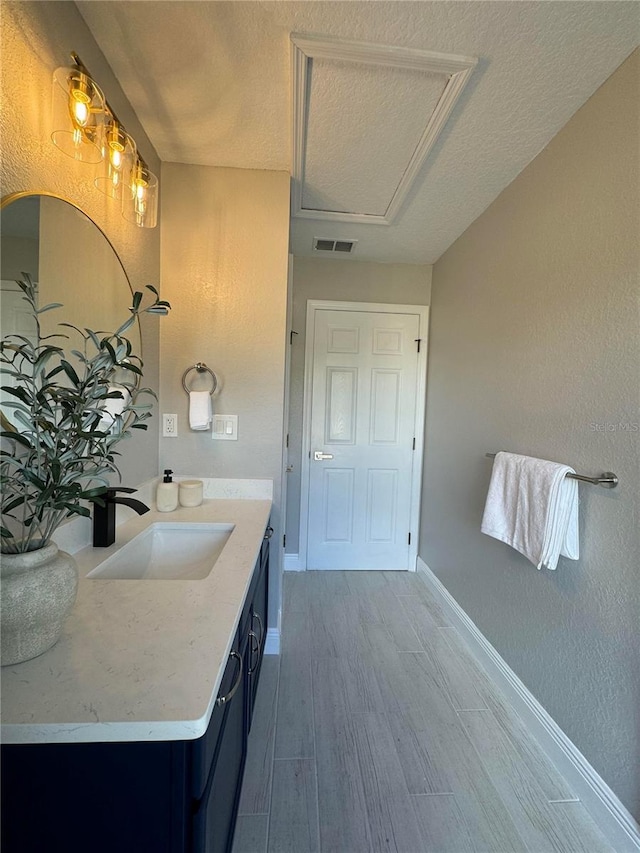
left=190, top=628, right=247, bottom=799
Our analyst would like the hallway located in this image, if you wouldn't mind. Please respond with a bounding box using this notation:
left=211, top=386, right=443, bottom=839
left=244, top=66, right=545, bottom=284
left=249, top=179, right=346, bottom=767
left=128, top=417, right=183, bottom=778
left=233, top=572, right=612, bottom=852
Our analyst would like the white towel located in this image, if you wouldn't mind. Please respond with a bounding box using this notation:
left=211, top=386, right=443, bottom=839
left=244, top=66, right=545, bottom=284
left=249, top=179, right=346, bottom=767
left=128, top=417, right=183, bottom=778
left=189, top=390, right=212, bottom=431
left=97, top=385, right=130, bottom=433
left=481, top=452, right=579, bottom=571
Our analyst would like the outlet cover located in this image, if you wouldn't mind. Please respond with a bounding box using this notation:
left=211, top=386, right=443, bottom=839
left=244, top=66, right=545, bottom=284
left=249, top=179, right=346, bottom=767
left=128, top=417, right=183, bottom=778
left=212, top=414, right=238, bottom=440
left=163, top=413, right=178, bottom=437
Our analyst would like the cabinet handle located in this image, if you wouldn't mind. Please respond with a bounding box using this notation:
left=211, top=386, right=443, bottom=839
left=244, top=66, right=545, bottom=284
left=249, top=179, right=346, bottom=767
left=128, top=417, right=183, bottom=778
left=252, top=611, right=264, bottom=647
left=264, top=526, right=274, bottom=540
left=215, top=650, right=243, bottom=707
left=248, top=630, right=260, bottom=674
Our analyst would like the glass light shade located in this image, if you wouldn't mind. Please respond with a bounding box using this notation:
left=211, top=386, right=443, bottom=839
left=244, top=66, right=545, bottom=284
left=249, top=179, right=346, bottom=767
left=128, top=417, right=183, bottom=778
left=51, top=66, right=105, bottom=163
left=122, top=159, right=159, bottom=228
left=95, top=120, right=136, bottom=200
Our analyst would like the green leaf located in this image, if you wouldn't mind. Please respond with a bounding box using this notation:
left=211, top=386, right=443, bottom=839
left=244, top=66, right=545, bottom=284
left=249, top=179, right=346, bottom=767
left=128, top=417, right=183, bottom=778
left=63, top=503, right=90, bottom=517
left=21, top=469, right=47, bottom=490
left=1, top=495, right=28, bottom=513
left=1, top=386, right=31, bottom=403
left=44, top=365, right=66, bottom=380
left=59, top=322, right=85, bottom=336
left=82, top=486, right=108, bottom=498
left=0, top=431, right=32, bottom=448
left=34, top=348, right=63, bottom=373
left=102, top=340, right=117, bottom=362
left=115, top=316, right=135, bottom=337
left=60, top=360, right=80, bottom=386
left=36, top=302, right=63, bottom=314
left=85, top=329, right=101, bottom=350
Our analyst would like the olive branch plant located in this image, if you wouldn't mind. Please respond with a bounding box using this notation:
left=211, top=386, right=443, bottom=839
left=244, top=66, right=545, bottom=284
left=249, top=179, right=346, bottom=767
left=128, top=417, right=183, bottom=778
left=0, top=273, right=169, bottom=554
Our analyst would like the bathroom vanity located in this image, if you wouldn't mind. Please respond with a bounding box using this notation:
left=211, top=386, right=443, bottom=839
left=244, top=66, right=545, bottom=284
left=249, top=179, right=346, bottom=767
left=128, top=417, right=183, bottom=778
left=1, top=498, right=271, bottom=853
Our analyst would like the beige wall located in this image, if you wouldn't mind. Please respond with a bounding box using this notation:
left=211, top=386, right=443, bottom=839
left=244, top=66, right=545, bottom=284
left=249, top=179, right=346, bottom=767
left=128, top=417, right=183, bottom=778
left=421, top=50, right=639, bottom=814
left=159, top=163, right=290, bottom=627
left=286, top=257, right=432, bottom=554
left=0, top=1, right=161, bottom=486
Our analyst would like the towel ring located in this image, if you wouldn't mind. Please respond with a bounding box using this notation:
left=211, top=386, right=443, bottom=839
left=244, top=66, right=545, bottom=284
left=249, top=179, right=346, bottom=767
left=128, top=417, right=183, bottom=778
left=182, top=363, right=218, bottom=396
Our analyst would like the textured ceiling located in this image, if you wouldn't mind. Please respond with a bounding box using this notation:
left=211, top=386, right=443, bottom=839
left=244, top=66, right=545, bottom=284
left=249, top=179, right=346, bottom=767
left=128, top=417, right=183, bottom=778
left=76, top=1, right=639, bottom=264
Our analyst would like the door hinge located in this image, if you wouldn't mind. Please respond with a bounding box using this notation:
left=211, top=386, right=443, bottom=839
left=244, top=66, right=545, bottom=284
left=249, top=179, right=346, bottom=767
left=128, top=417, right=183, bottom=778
left=286, top=433, right=289, bottom=448
left=408, top=532, right=411, bottom=545
left=283, top=534, right=286, bottom=548
left=412, top=437, right=416, bottom=450
left=290, top=330, right=298, bottom=345
left=415, top=338, right=422, bottom=353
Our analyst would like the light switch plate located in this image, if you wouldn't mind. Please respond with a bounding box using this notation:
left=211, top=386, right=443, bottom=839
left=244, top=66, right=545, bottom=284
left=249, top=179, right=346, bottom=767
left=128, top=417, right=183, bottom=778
left=212, top=414, right=238, bottom=440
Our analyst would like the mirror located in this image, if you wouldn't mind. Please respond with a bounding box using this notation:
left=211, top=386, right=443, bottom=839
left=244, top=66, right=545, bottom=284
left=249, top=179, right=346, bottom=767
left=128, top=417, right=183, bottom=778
left=0, top=193, right=140, bottom=427
left=1, top=193, right=139, bottom=348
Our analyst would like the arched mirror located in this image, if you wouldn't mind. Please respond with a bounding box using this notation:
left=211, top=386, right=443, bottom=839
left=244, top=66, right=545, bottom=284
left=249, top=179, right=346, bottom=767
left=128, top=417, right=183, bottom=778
left=0, top=192, right=141, bottom=427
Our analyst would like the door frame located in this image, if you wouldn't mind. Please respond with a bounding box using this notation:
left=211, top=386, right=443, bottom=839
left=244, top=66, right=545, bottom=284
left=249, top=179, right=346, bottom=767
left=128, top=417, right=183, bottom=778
left=299, top=300, right=429, bottom=572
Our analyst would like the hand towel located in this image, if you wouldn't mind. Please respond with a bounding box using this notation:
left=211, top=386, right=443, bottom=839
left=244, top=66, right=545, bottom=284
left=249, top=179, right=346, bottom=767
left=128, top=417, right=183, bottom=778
left=189, top=390, right=212, bottom=431
left=481, top=452, right=579, bottom=571
left=97, top=385, right=130, bottom=433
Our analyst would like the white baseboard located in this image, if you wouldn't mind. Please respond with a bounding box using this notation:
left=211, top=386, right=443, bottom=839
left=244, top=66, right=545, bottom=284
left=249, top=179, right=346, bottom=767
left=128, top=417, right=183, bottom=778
left=284, top=553, right=305, bottom=572
left=264, top=628, right=280, bottom=655
left=416, top=557, right=640, bottom=852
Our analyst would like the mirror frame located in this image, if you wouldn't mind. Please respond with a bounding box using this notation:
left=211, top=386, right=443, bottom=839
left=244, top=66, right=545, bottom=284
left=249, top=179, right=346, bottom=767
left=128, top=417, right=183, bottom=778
left=1, top=189, right=142, bottom=354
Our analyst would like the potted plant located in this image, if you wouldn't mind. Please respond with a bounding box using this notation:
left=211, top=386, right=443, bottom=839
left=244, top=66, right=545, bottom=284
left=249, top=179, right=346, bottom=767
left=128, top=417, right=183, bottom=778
left=0, top=273, right=169, bottom=665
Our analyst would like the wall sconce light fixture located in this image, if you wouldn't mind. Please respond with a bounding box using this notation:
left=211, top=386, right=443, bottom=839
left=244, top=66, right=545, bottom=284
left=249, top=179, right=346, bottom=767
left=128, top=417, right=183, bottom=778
left=51, top=64, right=105, bottom=163
left=122, top=156, right=158, bottom=229
left=51, top=53, right=158, bottom=228
left=96, top=117, right=136, bottom=201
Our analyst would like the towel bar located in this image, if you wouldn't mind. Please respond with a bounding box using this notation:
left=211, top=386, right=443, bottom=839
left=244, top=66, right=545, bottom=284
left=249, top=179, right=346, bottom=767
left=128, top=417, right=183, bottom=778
left=485, top=454, right=618, bottom=488
left=182, top=363, right=218, bottom=396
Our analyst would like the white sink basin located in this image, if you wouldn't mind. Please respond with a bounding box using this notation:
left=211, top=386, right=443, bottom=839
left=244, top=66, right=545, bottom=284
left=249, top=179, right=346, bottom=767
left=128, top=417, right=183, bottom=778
left=87, top=522, right=235, bottom=580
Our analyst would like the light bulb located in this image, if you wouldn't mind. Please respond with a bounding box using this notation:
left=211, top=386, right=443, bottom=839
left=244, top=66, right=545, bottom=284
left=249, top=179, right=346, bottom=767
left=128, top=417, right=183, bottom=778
left=105, top=120, right=126, bottom=169
left=68, top=71, right=94, bottom=129
left=72, top=98, right=89, bottom=127
left=110, top=147, right=123, bottom=169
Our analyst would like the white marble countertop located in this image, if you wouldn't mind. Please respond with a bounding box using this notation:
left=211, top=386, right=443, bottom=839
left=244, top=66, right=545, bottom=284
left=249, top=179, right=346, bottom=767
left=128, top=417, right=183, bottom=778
left=0, top=498, right=272, bottom=745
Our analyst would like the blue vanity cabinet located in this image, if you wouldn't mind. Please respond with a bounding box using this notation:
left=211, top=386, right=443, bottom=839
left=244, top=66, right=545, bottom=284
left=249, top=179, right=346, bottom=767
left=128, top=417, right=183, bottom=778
left=0, top=737, right=189, bottom=852
left=188, top=528, right=269, bottom=852
left=247, top=533, right=270, bottom=727
left=0, top=534, right=270, bottom=853
left=191, top=626, right=249, bottom=853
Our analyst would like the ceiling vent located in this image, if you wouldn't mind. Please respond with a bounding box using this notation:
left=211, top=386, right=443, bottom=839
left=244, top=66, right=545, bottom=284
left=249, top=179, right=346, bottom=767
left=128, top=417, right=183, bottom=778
left=313, top=237, right=358, bottom=254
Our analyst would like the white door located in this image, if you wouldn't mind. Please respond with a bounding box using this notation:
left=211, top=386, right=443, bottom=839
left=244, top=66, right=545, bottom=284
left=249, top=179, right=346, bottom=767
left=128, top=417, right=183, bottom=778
left=306, top=308, right=422, bottom=570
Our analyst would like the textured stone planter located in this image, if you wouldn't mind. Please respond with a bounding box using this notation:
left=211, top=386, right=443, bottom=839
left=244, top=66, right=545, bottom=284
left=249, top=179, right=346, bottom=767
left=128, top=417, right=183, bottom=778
left=1, top=543, right=78, bottom=666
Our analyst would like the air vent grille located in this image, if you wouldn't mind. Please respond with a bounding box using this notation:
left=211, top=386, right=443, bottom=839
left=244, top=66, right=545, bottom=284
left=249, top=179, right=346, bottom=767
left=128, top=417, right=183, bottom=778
left=313, top=238, right=357, bottom=254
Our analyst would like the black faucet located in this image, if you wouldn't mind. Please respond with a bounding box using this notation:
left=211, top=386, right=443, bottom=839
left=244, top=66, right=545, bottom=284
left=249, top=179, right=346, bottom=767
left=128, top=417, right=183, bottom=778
left=92, top=487, right=150, bottom=547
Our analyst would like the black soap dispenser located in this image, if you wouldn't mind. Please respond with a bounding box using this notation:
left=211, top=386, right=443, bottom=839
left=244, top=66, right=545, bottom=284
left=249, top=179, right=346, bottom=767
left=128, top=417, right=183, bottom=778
left=156, top=469, right=178, bottom=512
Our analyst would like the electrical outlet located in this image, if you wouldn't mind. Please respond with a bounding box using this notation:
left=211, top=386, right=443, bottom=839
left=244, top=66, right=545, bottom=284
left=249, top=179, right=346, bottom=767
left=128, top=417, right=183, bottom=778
left=163, top=413, right=178, bottom=437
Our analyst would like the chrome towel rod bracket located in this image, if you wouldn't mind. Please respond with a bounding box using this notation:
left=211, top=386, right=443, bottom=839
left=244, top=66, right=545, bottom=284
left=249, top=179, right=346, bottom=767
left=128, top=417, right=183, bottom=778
left=182, top=363, right=218, bottom=396
left=485, top=454, right=618, bottom=488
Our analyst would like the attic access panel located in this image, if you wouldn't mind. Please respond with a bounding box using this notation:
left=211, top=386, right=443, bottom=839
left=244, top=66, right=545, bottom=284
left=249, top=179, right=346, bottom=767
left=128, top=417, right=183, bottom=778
left=291, top=35, right=477, bottom=226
